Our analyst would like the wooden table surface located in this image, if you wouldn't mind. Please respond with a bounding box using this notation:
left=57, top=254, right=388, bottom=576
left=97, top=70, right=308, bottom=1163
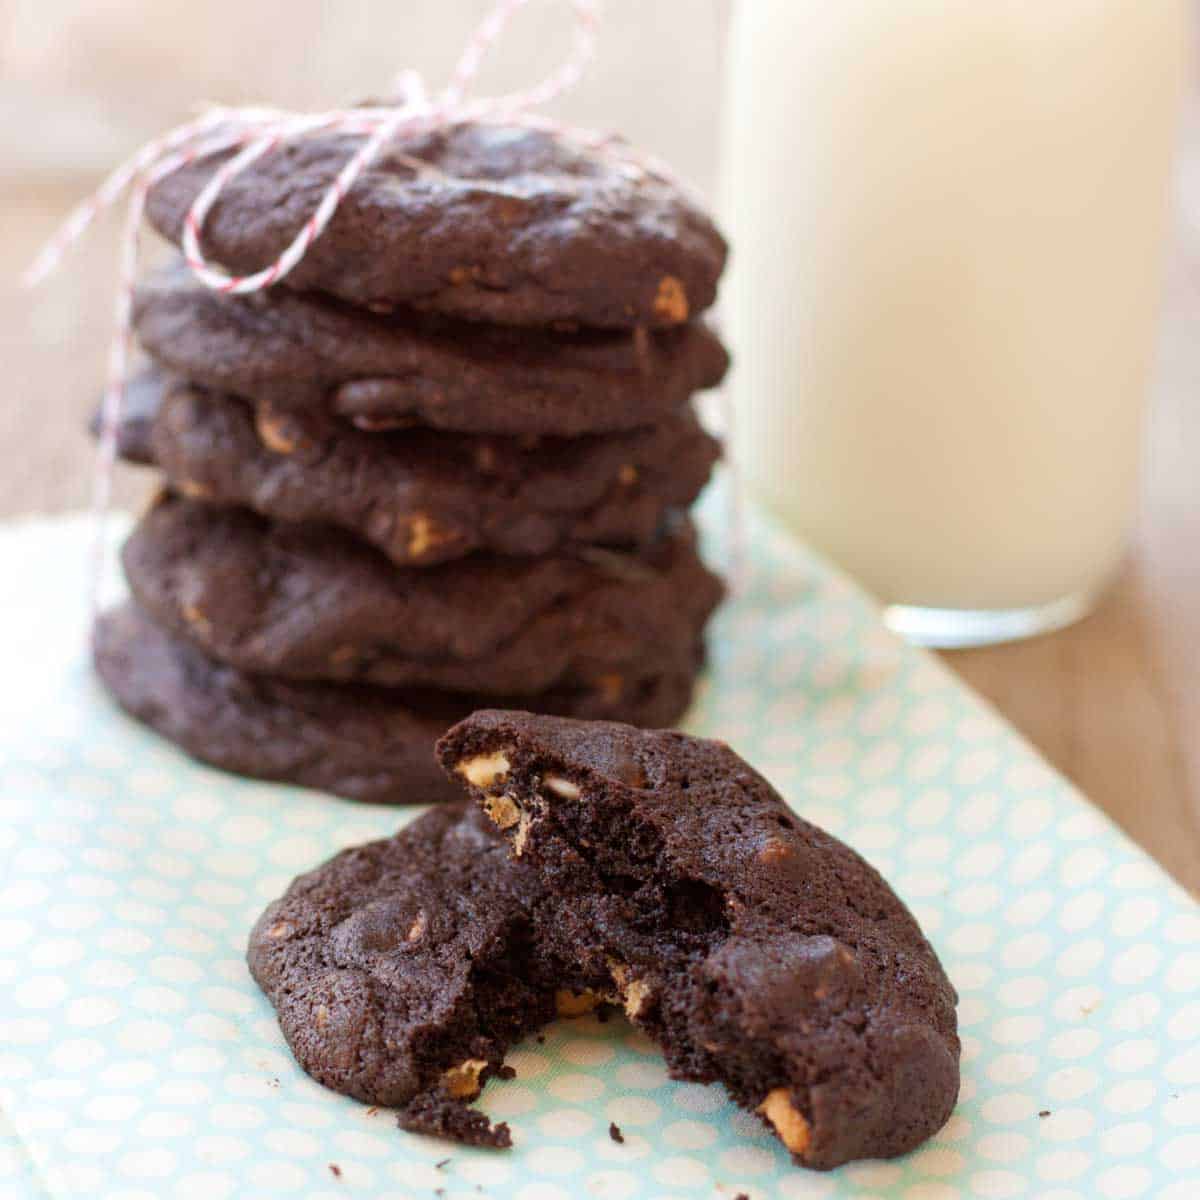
left=2, top=96, right=1197, bottom=896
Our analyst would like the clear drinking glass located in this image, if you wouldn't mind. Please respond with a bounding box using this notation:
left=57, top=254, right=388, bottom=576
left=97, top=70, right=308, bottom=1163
left=721, top=0, right=1188, bottom=647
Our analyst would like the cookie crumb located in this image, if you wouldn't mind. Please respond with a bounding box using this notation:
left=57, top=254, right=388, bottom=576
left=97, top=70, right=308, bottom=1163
left=496, top=1064, right=516, bottom=1081
left=1038, top=1110, right=1051, bottom=1118
left=366, top=1105, right=379, bottom=1117
left=536, top=1034, right=545, bottom=1044
left=609, top=1122, right=624, bottom=1144
left=398, top=1092, right=512, bottom=1148
left=328, top=1163, right=342, bottom=1179
left=734, top=1193, right=751, bottom=1200
left=435, top=1159, right=450, bottom=1170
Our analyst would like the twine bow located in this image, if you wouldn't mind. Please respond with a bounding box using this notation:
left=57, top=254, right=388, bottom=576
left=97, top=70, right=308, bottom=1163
left=23, top=0, right=607, bottom=617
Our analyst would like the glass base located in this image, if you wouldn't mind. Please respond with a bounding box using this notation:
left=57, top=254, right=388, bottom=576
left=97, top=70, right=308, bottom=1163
left=883, top=588, right=1101, bottom=649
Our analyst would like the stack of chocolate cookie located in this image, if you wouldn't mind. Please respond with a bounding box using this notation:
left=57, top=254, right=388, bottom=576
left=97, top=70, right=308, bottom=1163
left=93, top=121, right=729, bottom=805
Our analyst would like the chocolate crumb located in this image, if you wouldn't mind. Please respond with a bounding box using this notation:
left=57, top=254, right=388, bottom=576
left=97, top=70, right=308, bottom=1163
left=734, top=1193, right=750, bottom=1200
left=435, top=1158, right=450, bottom=1170
left=328, top=1163, right=342, bottom=1179
left=397, top=1093, right=512, bottom=1148
left=1038, top=1110, right=1051, bottom=1118
left=609, top=1122, right=624, bottom=1144
left=596, top=1006, right=611, bottom=1023
left=496, top=1064, right=516, bottom=1081
left=536, top=1034, right=545, bottom=1044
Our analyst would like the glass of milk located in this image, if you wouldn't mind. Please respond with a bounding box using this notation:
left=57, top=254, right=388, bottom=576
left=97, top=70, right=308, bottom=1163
left=722, top=0, right=1187, bottom=647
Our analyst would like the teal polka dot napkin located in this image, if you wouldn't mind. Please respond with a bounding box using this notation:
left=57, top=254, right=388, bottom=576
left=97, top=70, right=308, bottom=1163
left=1, top=496, right=1197, bottom=1199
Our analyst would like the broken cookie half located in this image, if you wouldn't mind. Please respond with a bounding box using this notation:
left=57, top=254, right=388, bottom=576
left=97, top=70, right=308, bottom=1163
left=247, top=802, right=552, bottom=1151
left=437, top=711, right=960, bottom=1169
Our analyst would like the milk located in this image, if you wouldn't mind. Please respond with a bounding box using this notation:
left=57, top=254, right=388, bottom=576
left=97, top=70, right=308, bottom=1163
left=722, top=0, right=1187, bottom=642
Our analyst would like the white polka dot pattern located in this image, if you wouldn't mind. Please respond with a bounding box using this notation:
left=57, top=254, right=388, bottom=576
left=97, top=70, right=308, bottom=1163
left=1, top=503, right=1198, bottom=1199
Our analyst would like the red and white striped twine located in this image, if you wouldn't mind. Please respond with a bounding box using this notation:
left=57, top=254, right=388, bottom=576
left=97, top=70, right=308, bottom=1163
left=27, top=0, right=743, bottom=616
left=23, top=0, right=607, bottom=621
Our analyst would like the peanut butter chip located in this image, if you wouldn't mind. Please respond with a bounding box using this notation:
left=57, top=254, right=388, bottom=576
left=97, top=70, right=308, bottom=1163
left=617, top=464, right=639, bottom=486
left=267, top=921, right=294, bottom=939
left=406, top=911, right=427, bottom=942
left=511, top=808, right=534, bottom=856
left=177, top=479, right=214, bottom=499
left=555, top=989, right=602, bottom=1017
left=255, top=407, right=301, bottom=455
left=653, top=275, right=689, bottom=322
left=181, top=603, right=211, bottom=635
left=406, top=514, right=454, bottom=560
left=442, top=1058, right=488, bottom=1099
left=757, top=1087, right=811, bottom=1155
left=329, top=645, right=357, bottom=667
left=609, top=962, right=652, bottom=1019
left=758, top=838, right=791, bottom=864
left=544, top=776, right=581, bottom=800
left=482, top=793, right=521, bottom=831
left=315, top=1004, right=330, bottom=1029
left=622, top=978, right=652, bottom=1019
left=456, top=751, right=512, bottom=788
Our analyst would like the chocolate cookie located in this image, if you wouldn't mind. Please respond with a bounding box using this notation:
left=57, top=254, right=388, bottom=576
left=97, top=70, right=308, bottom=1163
left=438, top=712, right=961, bottom=1169
left=145, top=122, right=727, bottom=328
left=94, top=605, right=701, bottom=805
left=122, top=495, right=723, bottom=695
left=110, top=373, right=719, bottom=567
left=132, top=266, right=729, bottom=436
left=247, top=801, right=549, bottom=1145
